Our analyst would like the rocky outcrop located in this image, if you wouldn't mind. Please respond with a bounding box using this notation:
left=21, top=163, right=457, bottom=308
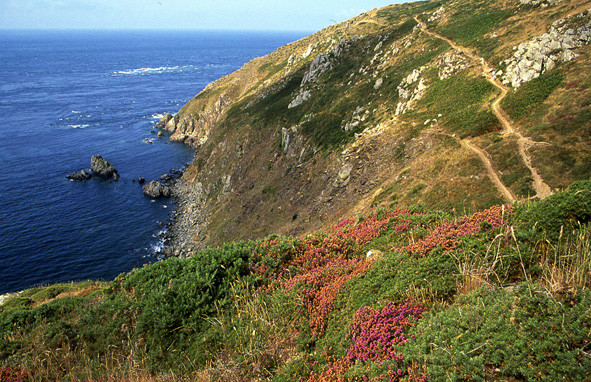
left=502, top=12, right=591, bottom=88
left=155, top=113, right=173, bottom=129
left=66, top=169, right=92, bottom=181
left=519, top=0, right=562, bottom=7
left=90, top=155, right=118, bottom=180
left=428, top=6, right=445, bottom=23
left=344, top=107, right=369, bottom=132
left=333, top=163, right=354, bottom=188
left=157, top=92, right=233, bottom=147
left=396, top=66, right=429, bottom=115
left=289, top=37, right=360, bottom=109
left=281, top=125, right=312, bottom=161
left=374, top=78, right=384, bottom=90
left=301, top=38, right=358, bottom=86
left=142, top=181, right=172, bottom=199
left=301, top=50, right=333, bottom=86
left=288, top=90, right=311, bottom=109
left=436, top=51, right=467, bottom=80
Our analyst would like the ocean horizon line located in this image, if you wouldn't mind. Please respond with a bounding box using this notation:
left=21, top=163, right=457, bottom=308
left=0, top=28, right=314, bottom=35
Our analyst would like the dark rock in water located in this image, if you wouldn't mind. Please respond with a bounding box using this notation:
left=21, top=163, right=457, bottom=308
left=155, top=113, right=173, bottom=130
left=138, top=177, right=146, bottom=185
left=132, top=178, right=136, bottom=183
left=90, top=155, right=118, bottom=180
left=157, top=131, right=165, bottom=137
left=143, top=138, right=154, bottom=144
left=161, top=174, right=172, bottom=182
left=142, top=181, right=172, bottom=198
left=150, top=130, right=156, bottom=134
left=67, top=169, right=92, bottom=181
left=170, top=168, right=183, bottom=176
left=112, top=172, right=120, bottom=181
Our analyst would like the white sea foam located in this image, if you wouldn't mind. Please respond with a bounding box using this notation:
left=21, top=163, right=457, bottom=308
left=113, top=65, right=194, bottom=76
left=152, top=228, right=167, bottom=238
left=68, top=124, right=89, bottom=129
left=71, top=110, right=81, bottom=114
left=151, top=113, right=165, bottom=120
left=151, top=239, right=165, bottom=254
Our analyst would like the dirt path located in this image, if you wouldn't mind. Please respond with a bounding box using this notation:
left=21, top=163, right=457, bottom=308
left=461, top=140, right=516, bottom=203
left=414, top=16, right=553, bottom=200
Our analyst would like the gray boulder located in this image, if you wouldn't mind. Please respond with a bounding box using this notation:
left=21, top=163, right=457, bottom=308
left=67, top=169, right=92, bottom=181
left=142, top=181, right=172, bottom=198
left=90, top=155, right=118, bottom=180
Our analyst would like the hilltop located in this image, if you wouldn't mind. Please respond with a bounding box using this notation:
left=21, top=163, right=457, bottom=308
left=158, top=0, right=591, bottom=256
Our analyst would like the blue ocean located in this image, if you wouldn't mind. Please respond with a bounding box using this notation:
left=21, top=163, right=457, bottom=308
left=0, top=30, right=306, bottom=294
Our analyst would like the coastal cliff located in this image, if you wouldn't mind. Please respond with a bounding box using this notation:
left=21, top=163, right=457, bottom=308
left=162, top=0, right=591, bottom=254
left=2, top=1, right=591, bottom=380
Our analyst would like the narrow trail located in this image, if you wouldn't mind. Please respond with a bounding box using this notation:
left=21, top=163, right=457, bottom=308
left=413, top=16, right=553, bottom=201
left=461, top=140, right=516, bottom=203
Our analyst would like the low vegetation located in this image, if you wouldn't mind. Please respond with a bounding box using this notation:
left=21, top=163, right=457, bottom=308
left=502, top=71, right=565, bottom=120
left=413, top=73, right=500, bottom=138
left=1, top=181, right=590, bottom=381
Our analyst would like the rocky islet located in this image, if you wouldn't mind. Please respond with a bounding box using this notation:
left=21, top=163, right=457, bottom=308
left=67, top=155, right=119, bottom=181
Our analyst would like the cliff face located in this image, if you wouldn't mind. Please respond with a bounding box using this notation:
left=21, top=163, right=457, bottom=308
left=162, top=0, right=591, bottom=252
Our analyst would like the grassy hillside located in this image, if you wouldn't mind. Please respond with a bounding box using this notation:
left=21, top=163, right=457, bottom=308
left=162, top=0, right=591, bottom=254
left=1, top=181, right=590, bottom=381
left=3, top=0, right=590, bottom=380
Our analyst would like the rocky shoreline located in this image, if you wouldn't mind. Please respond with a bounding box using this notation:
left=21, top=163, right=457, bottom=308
left=153, top=172, right=209, bottom=260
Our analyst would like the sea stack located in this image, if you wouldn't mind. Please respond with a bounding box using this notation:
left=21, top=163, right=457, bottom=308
left=90, top=155, right=119, bottom=181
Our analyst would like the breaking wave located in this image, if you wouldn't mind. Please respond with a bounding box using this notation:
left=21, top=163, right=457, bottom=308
left=113, top=65, right=195, bottom=76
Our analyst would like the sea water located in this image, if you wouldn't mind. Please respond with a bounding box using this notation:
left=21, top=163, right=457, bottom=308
left=0, top=30, right=306, bottom=294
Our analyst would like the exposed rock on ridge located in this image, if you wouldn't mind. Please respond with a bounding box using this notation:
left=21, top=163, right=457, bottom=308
left=396, top=66, right=429, bottom=115
left=289, top=37, right=360, bottom=109
left=519, top=0, right=563, bottom=7
left=503, top=11, right=591, bottom=88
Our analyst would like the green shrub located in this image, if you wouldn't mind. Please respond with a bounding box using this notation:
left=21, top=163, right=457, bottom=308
left=513, top=180, right=591, bottom=242
left=502, top=71, right=564, bottom=120
left=405, top=284, right=591, bottom=381
left=436, top=6, right=513, bottom=47
left=416, top=74, right=500, bottom=137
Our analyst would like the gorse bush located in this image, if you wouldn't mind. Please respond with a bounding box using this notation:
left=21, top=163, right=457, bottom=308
left=1, top=185, right=591, bottom=380
left=513, top=180, right=591, bottom=242
left=407, top=284, right=591, bottom=381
